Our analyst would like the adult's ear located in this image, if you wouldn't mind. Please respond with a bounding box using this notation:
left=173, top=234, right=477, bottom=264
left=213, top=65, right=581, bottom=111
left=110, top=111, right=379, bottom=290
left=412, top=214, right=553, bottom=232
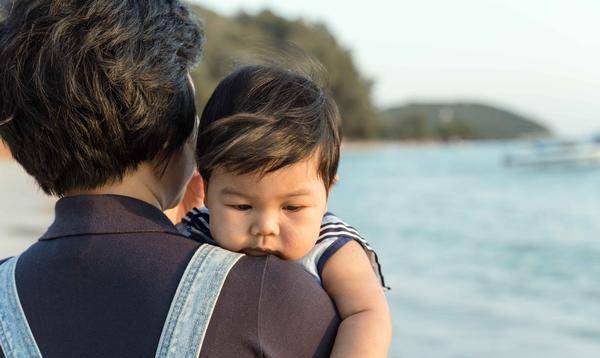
left=164, top=170, right=204, bottom=223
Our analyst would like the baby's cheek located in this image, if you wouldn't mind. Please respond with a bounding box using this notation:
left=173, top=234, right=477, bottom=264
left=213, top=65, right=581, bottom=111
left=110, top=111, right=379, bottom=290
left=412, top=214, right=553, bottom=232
left=279, top=224, right=319, bottom=260
left=213, top=229, right=248, bottom=253
left=209, top=213, right=248, bottom=252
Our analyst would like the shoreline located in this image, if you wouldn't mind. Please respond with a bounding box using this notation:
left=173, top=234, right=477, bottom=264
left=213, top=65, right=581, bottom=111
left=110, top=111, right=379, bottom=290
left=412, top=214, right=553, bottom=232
left=1, top=138, right=534, bottom=159
left=1, top=140, right=438, bottom=159
left=343, top=139, right=442, bottom=147
left=341, top=138, right=481, bottom=149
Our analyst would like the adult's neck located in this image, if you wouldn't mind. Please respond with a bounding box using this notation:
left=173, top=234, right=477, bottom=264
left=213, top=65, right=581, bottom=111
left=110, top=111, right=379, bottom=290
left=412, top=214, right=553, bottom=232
left=65, top=162, right=168, bottom=211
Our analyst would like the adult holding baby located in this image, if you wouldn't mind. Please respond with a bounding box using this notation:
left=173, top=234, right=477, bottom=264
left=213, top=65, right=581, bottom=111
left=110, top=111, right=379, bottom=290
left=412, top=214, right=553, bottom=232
left=0, top=0, right=338, bottom=357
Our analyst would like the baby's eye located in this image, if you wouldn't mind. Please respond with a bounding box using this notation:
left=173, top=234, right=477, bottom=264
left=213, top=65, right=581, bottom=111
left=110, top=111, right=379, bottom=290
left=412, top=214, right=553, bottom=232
left=284, top=205, right=303, bottom=212
left=231, top=204, right=252, bottom=211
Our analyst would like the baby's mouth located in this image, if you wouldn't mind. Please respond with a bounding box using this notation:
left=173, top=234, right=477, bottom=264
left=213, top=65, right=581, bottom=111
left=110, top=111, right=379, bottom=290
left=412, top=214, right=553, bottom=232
left=242, top=248, right=281, bottom=257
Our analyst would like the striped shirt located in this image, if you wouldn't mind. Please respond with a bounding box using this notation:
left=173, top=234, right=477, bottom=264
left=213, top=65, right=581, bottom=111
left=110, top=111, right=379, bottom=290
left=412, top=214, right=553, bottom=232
left=178, top=208, right=387, bottom=289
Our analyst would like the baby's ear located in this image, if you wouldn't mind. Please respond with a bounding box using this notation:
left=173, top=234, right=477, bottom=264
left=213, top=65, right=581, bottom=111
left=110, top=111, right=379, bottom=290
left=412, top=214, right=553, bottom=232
left=332, top=174, right=339, bottom=187
left=326, top=175, right=339, bottom=196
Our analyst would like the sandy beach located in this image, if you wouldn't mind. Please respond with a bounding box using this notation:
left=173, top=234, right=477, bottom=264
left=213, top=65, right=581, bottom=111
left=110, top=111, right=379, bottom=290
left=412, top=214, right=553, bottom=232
left=0, top=160, right=55, bottom=256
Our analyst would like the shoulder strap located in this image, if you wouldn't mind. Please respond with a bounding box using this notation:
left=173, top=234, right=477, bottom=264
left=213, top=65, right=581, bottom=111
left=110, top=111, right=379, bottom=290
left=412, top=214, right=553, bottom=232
left=0, top=256, right=43, bottom=358
left=155, top=244, right=243, bottom=358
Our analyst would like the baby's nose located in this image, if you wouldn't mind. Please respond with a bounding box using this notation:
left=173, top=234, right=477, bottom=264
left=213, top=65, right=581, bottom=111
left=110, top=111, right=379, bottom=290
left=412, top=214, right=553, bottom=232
left=250, top=214, right=280, bottom=237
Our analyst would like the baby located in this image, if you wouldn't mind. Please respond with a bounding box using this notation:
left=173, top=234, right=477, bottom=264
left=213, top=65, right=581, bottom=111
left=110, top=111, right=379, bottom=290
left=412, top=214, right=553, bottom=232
left=179, top=65, right=392, bottom=357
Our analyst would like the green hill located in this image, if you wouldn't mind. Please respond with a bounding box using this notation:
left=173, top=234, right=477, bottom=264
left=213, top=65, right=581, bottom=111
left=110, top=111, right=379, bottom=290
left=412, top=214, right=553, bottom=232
left=379, top=103, right=551, bottom=140
left=187, top=5, right=378, bottom=138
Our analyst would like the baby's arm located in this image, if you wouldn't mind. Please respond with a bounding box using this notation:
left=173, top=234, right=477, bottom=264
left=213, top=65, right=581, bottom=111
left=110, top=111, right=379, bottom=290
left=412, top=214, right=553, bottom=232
left=321, top=240, right=392, bottom=357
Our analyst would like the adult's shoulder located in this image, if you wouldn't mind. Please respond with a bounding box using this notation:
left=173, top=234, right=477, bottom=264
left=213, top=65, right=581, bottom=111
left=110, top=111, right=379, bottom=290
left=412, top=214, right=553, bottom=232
left=261, top=254, right=333, bottom=298
left=0, top=257, right=11, bottom=266
left=200, top=254, right=338, bottom=357
left=258, top=256, right=340, bottom=357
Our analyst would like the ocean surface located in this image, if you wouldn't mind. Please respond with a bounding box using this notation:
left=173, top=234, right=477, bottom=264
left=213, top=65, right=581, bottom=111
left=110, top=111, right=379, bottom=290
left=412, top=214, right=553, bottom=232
left=2, top=142, right=600, bottom=357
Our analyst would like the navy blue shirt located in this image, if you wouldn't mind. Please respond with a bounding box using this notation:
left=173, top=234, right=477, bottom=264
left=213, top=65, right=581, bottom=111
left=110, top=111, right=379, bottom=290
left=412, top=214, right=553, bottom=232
left=0, top=195, right=339, bottom=357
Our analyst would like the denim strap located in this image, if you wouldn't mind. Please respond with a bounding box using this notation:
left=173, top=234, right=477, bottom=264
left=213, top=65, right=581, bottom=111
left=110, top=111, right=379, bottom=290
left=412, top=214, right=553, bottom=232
left=0, top=256, right=43, bottom=358
left=155, top=244, right=243, bottom=358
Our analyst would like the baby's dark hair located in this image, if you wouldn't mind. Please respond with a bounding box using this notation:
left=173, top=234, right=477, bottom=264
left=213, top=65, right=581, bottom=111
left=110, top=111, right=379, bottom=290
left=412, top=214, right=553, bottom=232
left=197, top=65, right=341, bottom=190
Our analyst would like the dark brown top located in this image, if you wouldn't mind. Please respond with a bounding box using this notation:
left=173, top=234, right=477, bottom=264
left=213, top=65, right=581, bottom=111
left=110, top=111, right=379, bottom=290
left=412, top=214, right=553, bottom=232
left=0, top=195, right=339, bottom=357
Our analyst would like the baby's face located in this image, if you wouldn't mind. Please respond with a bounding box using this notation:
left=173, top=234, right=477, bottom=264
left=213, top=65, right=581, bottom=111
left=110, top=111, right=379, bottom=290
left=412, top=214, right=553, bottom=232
left=204, top=155, right=328, bottom=260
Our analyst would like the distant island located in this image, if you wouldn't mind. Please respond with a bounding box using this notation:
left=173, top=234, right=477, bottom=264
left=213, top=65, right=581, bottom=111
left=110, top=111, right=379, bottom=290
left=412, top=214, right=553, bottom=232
left=379, top=102, right=550, bottom=141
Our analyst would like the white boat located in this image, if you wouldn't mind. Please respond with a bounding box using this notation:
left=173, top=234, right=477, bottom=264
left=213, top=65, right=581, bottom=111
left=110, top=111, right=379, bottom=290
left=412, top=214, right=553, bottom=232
left=503, top=137, right=600, bottom=167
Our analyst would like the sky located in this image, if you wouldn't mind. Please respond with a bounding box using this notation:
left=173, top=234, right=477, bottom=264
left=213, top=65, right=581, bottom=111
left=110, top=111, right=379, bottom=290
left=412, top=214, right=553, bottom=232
left=194, top=0, right=600, bottom=137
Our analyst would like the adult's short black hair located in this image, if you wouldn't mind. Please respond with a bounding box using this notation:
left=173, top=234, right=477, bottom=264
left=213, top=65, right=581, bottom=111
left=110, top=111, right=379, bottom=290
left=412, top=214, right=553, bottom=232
left=0, top=0, right=204, bottom=196
left=197, top=65, right=342, bottom=190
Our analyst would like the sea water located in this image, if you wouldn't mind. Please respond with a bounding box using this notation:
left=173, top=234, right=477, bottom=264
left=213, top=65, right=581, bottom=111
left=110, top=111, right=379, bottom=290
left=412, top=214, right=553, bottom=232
left=2, top=142, right=600, bottom=357
left=329, top=142, right=600, bottom=357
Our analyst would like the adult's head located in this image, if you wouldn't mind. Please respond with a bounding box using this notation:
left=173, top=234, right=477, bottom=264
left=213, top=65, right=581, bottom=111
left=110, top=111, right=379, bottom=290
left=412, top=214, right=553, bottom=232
left=0, top=0, right=204, bottom=208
